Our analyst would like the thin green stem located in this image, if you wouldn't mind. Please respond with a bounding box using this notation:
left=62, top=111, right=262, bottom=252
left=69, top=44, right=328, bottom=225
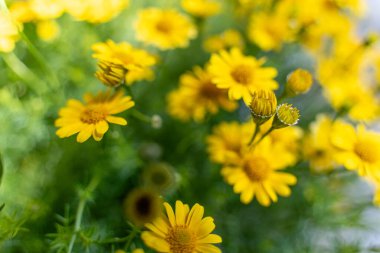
left=253, top=127, right=274, bottom=146
left=124, top=225, right=139, bottom=251
left=1, top=52, right=48, bottom=94
left=67, top=176, right=100, bottom=253
left=130, top=109, right=151, bottom=124
left=248, top=124, right=260, bottom=146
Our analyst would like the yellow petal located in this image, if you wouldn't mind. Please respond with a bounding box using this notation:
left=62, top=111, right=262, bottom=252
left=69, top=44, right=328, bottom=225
left=76, top=124, right=94, bottom=143
left=197, top=217, right=215, bottom=238
left=187, top=204, right=204, bottom=229
left=141, top=231, right=170, bottom=252
left=196, top=244, right=222, bottom=253
left=197, top=234, right=222, bottom=243
left=164, top=202, right=176, bottom=227
left=106, top=116, right=127, bottom=125
left=95, top=120, right=109, bottom=134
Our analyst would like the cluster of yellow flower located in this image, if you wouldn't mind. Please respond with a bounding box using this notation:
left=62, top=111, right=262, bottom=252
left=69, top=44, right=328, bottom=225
left=0, top=0, right=129, bottom=47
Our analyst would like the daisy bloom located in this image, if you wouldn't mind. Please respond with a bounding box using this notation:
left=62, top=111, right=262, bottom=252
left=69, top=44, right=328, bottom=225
left=167, top=66, right=237, bottom=122
left=221, top=138, right=297, bottom=206
left=123, top=188, right=162, bottom=227
left=303, top=114, right=339, bottom=173
left=134, top=8, right=197, bottom=50
left=203, top=29, right=245, bottom=53
left=181, top=0, right=221, bottom=18
left=55, top=90, right=134, bottom=143
left=141, top=200, right=222, bottom=253
left=92, top=40, right=157, bottom=85
left=207, top=48, right=278, bottom=104
left=331, top=121, right=380, bottom=178
left=206, top=121, right=253, bottom=164
left=63, top=0, right=129, bottom=23
left=0, top=13, right=21, bottom=53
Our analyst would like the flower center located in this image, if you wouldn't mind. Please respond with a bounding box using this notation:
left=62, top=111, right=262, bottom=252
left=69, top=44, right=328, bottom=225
left=156, top=20, right=172, bottom=34
left=166, top=226, right=196, bottom=253
left=200, top=80, right=222, bottom=99
left=231, top=64, right=253, bottom=85
left=354, top=140, right=379, bottom=163
left=244, top=157, right=270, bottom=181
left=80, top=107, right=107, bottom=124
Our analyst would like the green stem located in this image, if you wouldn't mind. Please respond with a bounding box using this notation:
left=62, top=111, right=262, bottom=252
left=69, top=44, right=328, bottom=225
left=248, top=124, right=260, bottom=146
left=67, top=176, right=100, bottom=253
left=124, top=226, right=139, bottom=251
left=253, top=127, right=274, bottom=146
left=1, top=52, right=48, bottom=94
left=130, top=109, right=151, bottom=124
left=19, top=32, right=60, bottom=89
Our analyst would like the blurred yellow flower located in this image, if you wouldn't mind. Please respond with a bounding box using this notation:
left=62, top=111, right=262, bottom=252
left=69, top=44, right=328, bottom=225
left=141, top=200, right=222, bottom=253
left=92, top=40, right=157, bottom=86
left=131, top=249, right=144, bottom=253
left=63, top=0, right=129, bottom=23
left=123, top=188, right=162, bottom=227
left=135, top=8, right=197, bottom=50
left=29, top=0, right=64, bottom=20
left=248, top=11, right=294, bottom=51
left=303, top=114, right=339, bottom=173
left=9, top=1, right=36, bottom=23
left=207, top=48, right=278, bottom=104
left=167, top=66, right=237, bottom=122
left=221, top=138, right=297, bottom=206
left=36, top=20, right=60, bottom=41
left=55, top=91, right=134, bottom=143
left=286, top=68, right=313, bottom=95
left=0, top=13, right=20, bottom=53
left=203, top=29, right=245, bottom=53
left=331, top=122, right=380, bottom=178
left=181, top=0, right=221, bottom=18
left=207, top=121, right=252, bottom=164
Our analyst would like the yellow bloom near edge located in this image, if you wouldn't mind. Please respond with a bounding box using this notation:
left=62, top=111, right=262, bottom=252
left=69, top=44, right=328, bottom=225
left=142, top=200, right=222, bottom=253
left=55, top=90, right=134, bottom=143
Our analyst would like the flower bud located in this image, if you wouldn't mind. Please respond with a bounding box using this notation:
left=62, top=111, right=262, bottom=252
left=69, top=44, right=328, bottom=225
left=95, top=60, right=127, bottom=87
left=248, top=89, right=277, bottom=125
left=286, top=68, right=313, bottom=96
left=272, top=103, right=300, bottom=129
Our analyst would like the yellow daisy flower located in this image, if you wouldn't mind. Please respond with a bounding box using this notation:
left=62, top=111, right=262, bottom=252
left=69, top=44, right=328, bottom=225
left=207, top=48, right=278, bottom=104
left=206, top=121, right=253, bottom=165
left=303, top=114, right=339, bottom=173
left=181, top=0, right=221, bottom=18
left=221, top=138, right=297, bottom=206
left=55, top=90, right=134, bottom=143
left=63, top=0, right=129, bottom=23
left=203, top=29, right=245, bottom=53
left=247, top=11, right=294, bottom=51
left=134, top=8, right=197, bottom=50
left=0, top=13, right=21, bottom=53
left=92, top=40, right=157, bottom=86
left=331, top=121, right=380, bottom=178
left=141, top=200, right=222, bottom=253
left=167, top=66, right=237, bottom=122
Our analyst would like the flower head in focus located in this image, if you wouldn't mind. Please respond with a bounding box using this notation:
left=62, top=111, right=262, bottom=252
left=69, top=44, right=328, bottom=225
left=221, top=138, right=297, bottom=206
left=207, top=48, right=278, bottom=104
left=141, top=200, right=222, bottom=253
left=135, top=8, right=197, bottom=50
left=55, top=90, right=134, bottom=143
